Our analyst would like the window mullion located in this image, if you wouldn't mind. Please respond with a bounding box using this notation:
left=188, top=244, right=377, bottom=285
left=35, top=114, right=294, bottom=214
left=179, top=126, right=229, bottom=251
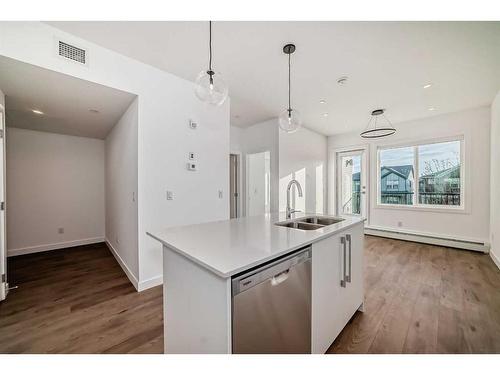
left=414, top=145, right=419, bottom=207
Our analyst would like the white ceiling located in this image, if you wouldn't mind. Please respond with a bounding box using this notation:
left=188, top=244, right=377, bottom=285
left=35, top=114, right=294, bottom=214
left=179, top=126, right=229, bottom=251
left=0, top=56, right=136, bottom=139
left=47, top=21, right=500, bottom=136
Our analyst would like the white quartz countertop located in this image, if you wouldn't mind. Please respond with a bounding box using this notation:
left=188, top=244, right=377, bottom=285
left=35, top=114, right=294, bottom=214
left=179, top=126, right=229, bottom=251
left=147, top=212, right=365, bottom=279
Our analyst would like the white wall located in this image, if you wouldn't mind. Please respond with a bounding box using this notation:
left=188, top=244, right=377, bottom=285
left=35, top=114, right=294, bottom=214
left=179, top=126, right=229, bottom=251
left=0, top=22, right=230, bottom=290
left=490, top=92, right=500, bottom=267
left=246, top=151, right=270, bottom=216
left=6, top=127, right=105, bottom=255
left=230, top=125, right=245, bottom=155
left=279, top=126, right=328, bottom=214
left=328, top=106, right=491, bottom=243
left=105, top=97, right=139, bottom=283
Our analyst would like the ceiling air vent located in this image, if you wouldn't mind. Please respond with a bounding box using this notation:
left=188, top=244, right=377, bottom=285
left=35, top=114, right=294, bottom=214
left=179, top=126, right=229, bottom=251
left=58, top=41, right=87, bottom=65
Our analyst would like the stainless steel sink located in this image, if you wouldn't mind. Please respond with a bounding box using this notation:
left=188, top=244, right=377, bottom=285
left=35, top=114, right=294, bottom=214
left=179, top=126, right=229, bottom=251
left=301, top=216, right=344, bottom=226
left=276, top=221, right=324, bottom=231
left=275, top=215, right=345, bottom=231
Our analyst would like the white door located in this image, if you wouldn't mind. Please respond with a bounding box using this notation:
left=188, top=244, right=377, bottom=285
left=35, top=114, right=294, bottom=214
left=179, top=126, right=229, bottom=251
left=0, top=108, right=7, bottom=301
left=337, top=150, right=367, bottom=218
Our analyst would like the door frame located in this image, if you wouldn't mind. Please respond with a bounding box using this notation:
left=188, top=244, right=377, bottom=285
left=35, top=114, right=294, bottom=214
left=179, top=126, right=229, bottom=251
left=229, top=152, right=242, bottom=218
left=0, top=104, right=7, bottom=301
left=329, top=144, right=369, bottom=223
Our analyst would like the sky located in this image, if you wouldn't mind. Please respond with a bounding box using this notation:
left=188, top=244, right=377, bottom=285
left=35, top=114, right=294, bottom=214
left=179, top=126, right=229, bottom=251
left=380, top=141, right=460, bottom=176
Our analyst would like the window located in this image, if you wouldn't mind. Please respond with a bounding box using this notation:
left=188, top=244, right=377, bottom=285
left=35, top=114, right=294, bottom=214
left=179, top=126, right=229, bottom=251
left=379, top=146, right=414, bottom=205
left=378, top=139, right=463, bottom=208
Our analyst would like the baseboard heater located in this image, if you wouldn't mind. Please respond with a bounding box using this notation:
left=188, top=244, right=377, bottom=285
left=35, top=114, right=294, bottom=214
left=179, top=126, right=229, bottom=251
left=364, top=227, right=489, bottom=253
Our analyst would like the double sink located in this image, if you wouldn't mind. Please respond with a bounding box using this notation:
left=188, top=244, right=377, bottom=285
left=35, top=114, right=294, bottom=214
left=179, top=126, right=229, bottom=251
left=275, top=215, right=345, bottom=231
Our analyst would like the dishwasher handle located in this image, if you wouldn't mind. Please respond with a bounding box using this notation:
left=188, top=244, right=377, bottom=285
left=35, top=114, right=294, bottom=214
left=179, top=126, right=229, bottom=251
left=232, top=247, right=311, bottom=296
left=271, top=270, right=290, bottom=286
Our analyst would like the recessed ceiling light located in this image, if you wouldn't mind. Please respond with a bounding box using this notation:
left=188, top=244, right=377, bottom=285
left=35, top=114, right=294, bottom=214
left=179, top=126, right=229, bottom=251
left=32, top=109, right=44, bottom=115
left=428, top=107, right=435, bottom=111
left=319, top=100, right=326, bottom=104
left=423, top=83, right=432, bottom=89
left=337, top=76, right=348, bottom=85
left=322, top=113, right=329, bottom=117
left=89, top=109, right=100, bottom=114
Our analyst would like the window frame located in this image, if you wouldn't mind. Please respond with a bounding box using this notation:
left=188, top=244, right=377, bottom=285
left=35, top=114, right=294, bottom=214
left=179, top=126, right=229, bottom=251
left=376, top=136, right=465, bottom=212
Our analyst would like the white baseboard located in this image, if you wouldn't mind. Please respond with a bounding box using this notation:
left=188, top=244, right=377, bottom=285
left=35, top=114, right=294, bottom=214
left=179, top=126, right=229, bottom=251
left=490, top=250, right=500, bottom=270
left=7, top=237, right=105, bottom=257
left=365, top=225, right=489, bottom=253
left=138, top=275, right=163, bottom=292
left=105, top=239, right=139, bottom=291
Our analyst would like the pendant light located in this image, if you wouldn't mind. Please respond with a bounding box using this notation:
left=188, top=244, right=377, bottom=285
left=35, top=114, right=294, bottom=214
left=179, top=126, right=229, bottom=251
left=278, top=44, right=301, bottom=133
left=194, top=21, right=228, bottom=106
left=360, top=109, right=396, bottom=138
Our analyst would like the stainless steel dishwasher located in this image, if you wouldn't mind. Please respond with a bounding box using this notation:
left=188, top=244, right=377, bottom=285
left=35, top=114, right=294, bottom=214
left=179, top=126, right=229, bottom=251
left=231, top=246, right=311, bottom=354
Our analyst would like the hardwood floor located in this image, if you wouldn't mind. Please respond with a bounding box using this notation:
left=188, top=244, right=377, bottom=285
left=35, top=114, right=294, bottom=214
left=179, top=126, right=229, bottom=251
left=0, top=243, right=163, bottom=353
left=0, top=237, right=499, bottom=354
left=328, top=236, right=500, bottom=354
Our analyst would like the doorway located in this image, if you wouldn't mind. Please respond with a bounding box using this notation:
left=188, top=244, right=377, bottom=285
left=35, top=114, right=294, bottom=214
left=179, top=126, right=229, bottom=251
left=229, top=153, right=240, bottom=218
left=0, top=55, right=138, bottom=303
left=336, top=149, right=368, bottom=219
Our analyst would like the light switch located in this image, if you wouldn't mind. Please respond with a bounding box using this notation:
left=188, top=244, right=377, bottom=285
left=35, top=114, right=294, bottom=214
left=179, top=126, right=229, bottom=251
left=189, top=120, right=198, bottom=129
left=187, top=162, right=197, bottom=171
left=218, top=190, right=223, bottom=199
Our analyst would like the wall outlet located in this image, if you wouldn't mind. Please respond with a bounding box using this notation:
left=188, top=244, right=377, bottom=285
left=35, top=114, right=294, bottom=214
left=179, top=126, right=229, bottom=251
left=188, top=152, right=195, bottom=160
left=58, top=227, right=64, bottom=234
left=218, top=190, right=223, bottom=199
left=166, top=190, right=174, bottom=200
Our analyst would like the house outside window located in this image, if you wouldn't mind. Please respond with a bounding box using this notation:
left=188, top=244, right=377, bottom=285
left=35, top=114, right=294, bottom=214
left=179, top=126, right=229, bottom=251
left=378, top=139, right=463, bottom=208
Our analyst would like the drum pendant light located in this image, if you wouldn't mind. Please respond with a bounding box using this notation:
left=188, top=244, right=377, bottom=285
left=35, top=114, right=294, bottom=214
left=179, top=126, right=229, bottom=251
left=360, top=109, right=396, bottom=138
left=278, top=44, right=302, bottom=133
left=194, top=21, right=228, bottom=106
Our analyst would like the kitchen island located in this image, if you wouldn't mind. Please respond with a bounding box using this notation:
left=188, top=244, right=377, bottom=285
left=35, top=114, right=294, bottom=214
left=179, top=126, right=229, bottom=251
left=147, top=212, right=365, bottom=354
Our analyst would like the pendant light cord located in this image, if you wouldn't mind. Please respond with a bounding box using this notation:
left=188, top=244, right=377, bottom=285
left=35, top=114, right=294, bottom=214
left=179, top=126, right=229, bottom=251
left=288, top=52, right=291, bottom=112
left=209, top=21, right=212, bottom=72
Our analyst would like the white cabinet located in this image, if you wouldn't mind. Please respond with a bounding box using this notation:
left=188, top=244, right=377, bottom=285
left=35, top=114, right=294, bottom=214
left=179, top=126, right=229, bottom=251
left=311, top=224, right=364, bottom=354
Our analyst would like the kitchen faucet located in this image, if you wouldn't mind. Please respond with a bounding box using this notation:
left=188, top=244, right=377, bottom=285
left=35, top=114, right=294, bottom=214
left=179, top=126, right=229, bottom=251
left=286, top=179, right=303, bottom=219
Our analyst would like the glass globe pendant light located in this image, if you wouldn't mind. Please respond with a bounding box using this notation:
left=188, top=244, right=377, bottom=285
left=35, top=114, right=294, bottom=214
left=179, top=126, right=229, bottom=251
left=278, top=44, right=302, bottom=133
left=194, top=21, right=228, bottom=106
left=360, top=109, right=396, bottom=138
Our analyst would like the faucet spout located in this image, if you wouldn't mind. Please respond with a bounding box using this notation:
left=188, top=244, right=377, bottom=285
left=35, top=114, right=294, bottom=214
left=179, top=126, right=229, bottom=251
left=286, top=179, right=303, bottom=219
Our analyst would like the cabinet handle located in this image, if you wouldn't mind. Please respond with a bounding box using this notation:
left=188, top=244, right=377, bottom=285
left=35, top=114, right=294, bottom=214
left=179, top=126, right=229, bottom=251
left=346, top=234, right=352, bottom=283
left=340, top=236, right=346, bottom=288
